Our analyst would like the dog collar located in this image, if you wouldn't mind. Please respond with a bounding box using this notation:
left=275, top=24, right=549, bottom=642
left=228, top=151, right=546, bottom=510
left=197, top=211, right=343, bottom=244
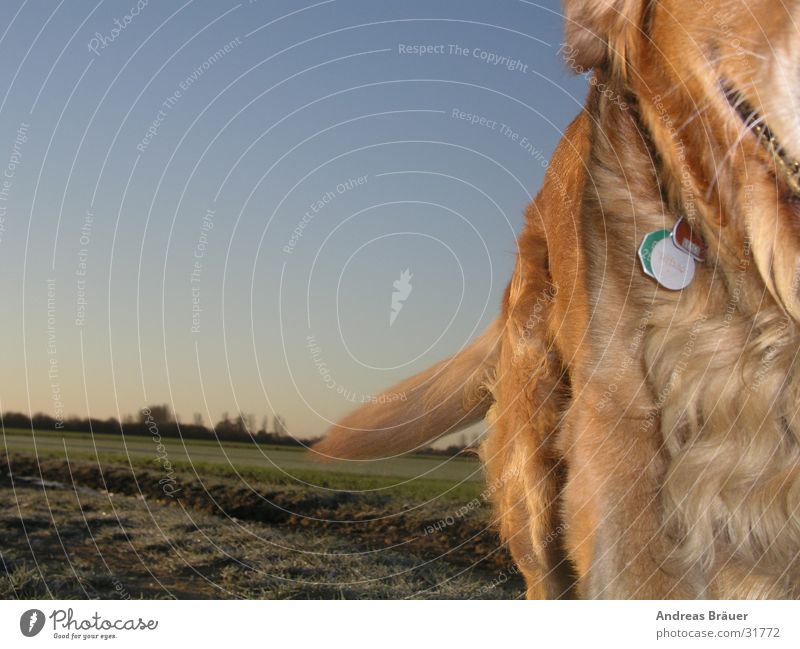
left=638, top=217, right=706, bottom=290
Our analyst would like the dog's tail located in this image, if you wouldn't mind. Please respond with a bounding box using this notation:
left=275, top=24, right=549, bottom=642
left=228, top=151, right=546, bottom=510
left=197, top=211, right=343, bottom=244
left=312, top=319, right=502, bottom=460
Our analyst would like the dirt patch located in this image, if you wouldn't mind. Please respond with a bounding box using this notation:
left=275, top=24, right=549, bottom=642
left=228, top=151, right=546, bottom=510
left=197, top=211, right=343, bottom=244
left=0, top=452, right=523, bottom=599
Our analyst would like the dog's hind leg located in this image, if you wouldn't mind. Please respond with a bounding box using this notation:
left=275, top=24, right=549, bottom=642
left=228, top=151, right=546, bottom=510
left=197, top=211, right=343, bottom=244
left=481, top=232, right=576, bottom=599
left=482, top=350, right=574, bottom=599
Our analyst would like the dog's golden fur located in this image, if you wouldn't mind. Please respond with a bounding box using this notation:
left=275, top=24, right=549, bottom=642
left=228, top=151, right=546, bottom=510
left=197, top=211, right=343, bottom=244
left=315, top=0, right=800, bottom=598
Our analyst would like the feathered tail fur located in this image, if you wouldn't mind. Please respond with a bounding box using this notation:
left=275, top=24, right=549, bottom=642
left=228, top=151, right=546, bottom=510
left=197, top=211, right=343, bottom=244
left=312, top=320, right=502, bottom=459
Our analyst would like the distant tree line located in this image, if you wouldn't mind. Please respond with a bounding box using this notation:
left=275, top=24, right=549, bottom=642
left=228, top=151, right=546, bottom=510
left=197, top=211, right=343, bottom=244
left=1, top=406, right=312, bottom=448
left=2, top=406, right=478, bottom=456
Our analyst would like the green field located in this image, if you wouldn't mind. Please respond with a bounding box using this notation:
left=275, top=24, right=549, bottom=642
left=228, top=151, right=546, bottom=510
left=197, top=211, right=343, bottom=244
left=1, top=428, right=484, bottom=500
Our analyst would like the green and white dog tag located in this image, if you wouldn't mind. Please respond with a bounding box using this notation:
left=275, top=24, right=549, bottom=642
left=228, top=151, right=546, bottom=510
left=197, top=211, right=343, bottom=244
left=638, top=227, right=695, bottom=290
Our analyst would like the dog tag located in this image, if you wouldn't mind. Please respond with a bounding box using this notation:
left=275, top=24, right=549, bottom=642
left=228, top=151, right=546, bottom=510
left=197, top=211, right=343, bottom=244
left=638, top=229, right=671, bottom=278
left=649, top=237, right=695, bottom=290
left=672, top=217, right=706, bottom=262
left=639, top=228, right=695, bottom=290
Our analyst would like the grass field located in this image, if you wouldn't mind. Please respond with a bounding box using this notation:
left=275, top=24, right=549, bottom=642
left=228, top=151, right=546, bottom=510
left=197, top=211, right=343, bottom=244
left=0, top=429, right=521, bottom=599
left=1, top=428, right=484, bottom=501
left=2, top=428, right=482, bottom=478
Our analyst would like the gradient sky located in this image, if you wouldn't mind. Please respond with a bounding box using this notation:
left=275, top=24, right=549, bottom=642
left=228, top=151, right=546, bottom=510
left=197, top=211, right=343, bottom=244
left=0, top=0, right=587, bottom=442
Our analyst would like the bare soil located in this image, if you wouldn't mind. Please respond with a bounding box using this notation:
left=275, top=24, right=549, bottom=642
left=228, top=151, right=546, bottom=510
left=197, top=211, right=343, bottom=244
left=0, top=451, right=523, bottom=599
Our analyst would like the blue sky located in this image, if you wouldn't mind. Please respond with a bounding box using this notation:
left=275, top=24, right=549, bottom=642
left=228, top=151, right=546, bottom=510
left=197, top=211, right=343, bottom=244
left=0, top=0, right=586, bottom=441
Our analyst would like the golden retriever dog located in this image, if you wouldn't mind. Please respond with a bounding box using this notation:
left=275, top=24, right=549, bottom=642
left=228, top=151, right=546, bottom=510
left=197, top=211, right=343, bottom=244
left=315, top=0, right=800, bottom=598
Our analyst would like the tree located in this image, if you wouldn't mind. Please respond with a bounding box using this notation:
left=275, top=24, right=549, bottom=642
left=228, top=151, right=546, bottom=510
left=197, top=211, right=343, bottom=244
left=236, top=412, right=255, bottom=436
left=214, top=412, right=237, bottom=436
left=273, top=414, right=287, bottom=437
left=192, top=413, right=204, bottom=427
left=139, top=404, right=173, bottom=426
